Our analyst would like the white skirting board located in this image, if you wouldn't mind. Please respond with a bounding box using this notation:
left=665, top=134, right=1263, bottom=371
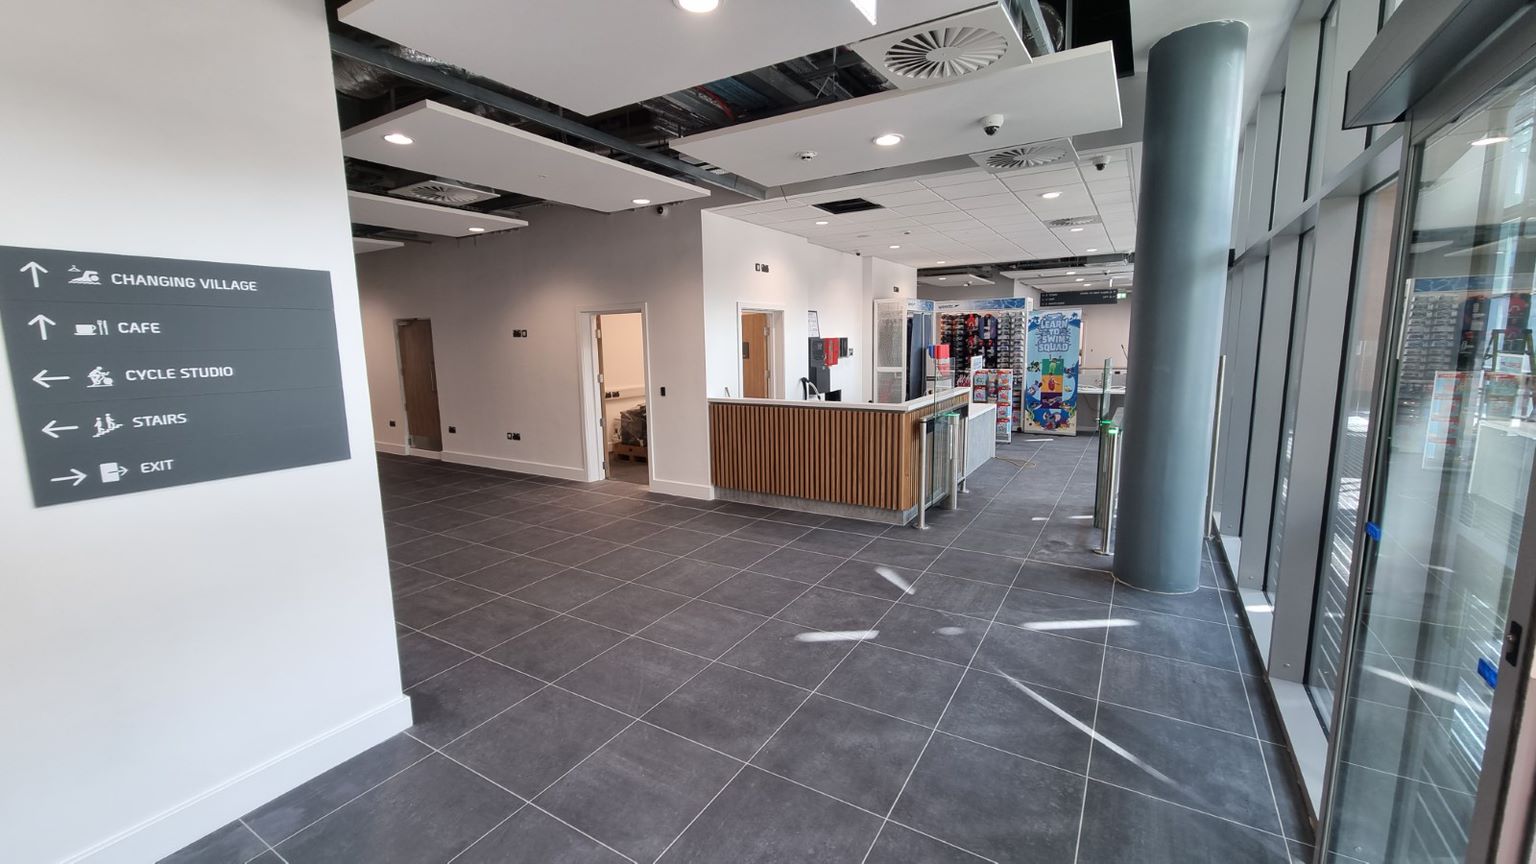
left=649, top=478, right=715, bottom=501
left=65, top=696, right=413, bottom=864
left=440, top=450, right=588, bottom=481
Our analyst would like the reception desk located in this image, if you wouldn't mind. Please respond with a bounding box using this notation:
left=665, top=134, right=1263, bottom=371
left=708, top=387, right=975, bottom=524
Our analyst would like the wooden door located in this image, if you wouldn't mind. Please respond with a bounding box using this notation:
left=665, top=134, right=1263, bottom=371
left=741, top=312, right=771, bottom=398
left=397, top=319, right=442, bottom=451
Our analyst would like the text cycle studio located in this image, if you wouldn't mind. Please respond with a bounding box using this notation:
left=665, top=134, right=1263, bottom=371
left=0, top=244, right=351, bottom=507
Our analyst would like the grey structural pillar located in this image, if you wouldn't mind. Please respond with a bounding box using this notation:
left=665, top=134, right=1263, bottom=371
left=1113, top=21, right=1248, bottom=593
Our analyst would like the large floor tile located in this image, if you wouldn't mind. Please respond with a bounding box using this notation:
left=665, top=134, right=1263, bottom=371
left=390, top=563, right=445, bottom=600
left=644, top=663, right=806, bottom=759
left=1077, top=781, right=1292, bottom=864
left=639, top=599, right=768, bottom=659
left=397, top=632, right=474, bottom=689
left=890, top=735, right=1083, bottom=864
left=633, top=557, right=738, bottom=596
left=394, top=582, right=499, bottom=629
left=580, top=546, right=678, bottom=580
left=453, top=805, right=628, bottom=864
left=688, top=536, right=779, bottom=569
left=699, top=570, right=810, bottom=616
left=791, top=528, right=875, bottom=558
left=719, top=617, right=858, bottom=688
left=558, top=637, right=709, bottom=715
left=512, top=569, right=624, bottom=612
left=819, top=559, right=924, bottom=601
left=535, top=724, right=738, bottom=863
left=424, top=597, right=557, bottom=653
left=1113, top=584, right=1231, bottom=624
left=244, top=735, right=432, bottom=844
left=661, top=767, right=882, bottom=864
left=864, top=823, right=991, bottom=864
left=447, top=685, right=631, bottom=798
left=753, top=694, right=930, bottom=812
left=1089, top=703, right=1281, bottom=832
left=158, top=820, right=268, bottom=864
left=275, top=756, right=517, bottom=864
left=415, top=544, right=515, bottom=579
left=1099, top=646, right=1254, bottom=736
left=869, top=603, right=986, bottom=665
left=405, top=657, right=544, bottom=746
left=632, top=526, right=716, bottom=556
left=854, top=537, right=945, bottom=571
left=485, top=615, right=627, bottom=682
left=750, top=546, right=844, bottom=584
left=459, top=555, right=565, bottom=594
left=775, top=586, right=892, bottom=632
left=902, top=572, right=1008, bottom=618
left=730, top=519, right=810, bottom=546
left=1106, top=608, right=1239, bottom=670
left=938, top=669, right=1095, bottom=773
left=570, top=583, right=688, bottom=633
left=993, top=586, right=1113, bottom=642
left=1011, top=559, right=1114, bottom=602
left=819, top=644, right=965, bottom=726
left=974, top=623, right=1104, bottom=699
left=531, top=536, right=624, bottom=568
left=928, top=548, right=1024, bottom=586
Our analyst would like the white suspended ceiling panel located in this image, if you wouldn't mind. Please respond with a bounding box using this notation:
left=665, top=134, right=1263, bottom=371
left=337, top=0, right=980, bottom=116
left=353, top=237, right=405, bottom=254
left=347, top=191, right=528, bottom=238
left=343, top=101, right=709, bottom=213
left=672, top=43, right=1121, bottom=187
left=918, top=273, right=993, bottom=286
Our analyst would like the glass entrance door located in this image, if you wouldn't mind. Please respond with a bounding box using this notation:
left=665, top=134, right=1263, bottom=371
left=1318, top=64, right=1536, bottom=863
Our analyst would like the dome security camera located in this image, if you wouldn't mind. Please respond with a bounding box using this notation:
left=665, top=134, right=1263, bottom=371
left=796, top=150, right=817, bottom=162
left=981, top=114, right=1005, bottom=136
left=1093, top=156, right=1109, bottom=172
left=655, top=204, right=670, bottom=216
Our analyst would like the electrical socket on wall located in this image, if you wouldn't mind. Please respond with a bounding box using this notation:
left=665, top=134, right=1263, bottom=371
left=448, top=426, right=457, bottom=434
left=388, top=420, right=396, bottom=427
left=513, top=329, right=528, bottom=337
left=508, top=432, right=520, bottom=440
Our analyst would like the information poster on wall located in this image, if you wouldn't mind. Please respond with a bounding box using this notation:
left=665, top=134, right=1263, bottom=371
left=1023, top=308, right=1083, bottom=435
left=0, top=244, right=350, bottom=507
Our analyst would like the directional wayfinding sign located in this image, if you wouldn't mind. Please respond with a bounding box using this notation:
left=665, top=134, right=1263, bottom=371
left=0, top=245, right=351, bottom=507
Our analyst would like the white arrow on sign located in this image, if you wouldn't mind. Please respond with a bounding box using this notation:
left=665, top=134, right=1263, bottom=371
left=41, top=420, right=78, bottom=439
left=19, top=261, right=47, bottom=288
left=28, top=314, right=56, bottom=340
left=50, top=468, right=86, bottom=486
left=32, top=369, right=69, bottom=388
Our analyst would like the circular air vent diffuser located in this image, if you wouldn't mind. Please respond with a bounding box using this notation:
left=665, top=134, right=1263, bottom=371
left=984, top=142, right=1073, bottom=171
left=1046, top=216, right=1103, bottom=228
left=884, top=26, right=1008, bottom=81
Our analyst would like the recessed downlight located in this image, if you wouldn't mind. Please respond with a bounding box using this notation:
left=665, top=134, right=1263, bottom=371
left=1069, top=227, right=1085, bottom=232
left=1064, top=271, right=1076, bottom=275
left=1075, top=277, right=1084, bottom=282
left=938, top=276, right=947, bottom=281
left=673, top=0, right=720, bottom=12
left=1086, top=247, right=1099, bottom=252
left=936, top=260, right=947, bottom=264
left=873, top=133, right=904, bottom=147
left=382, top=132, right=414, bottom=145
left=889, top=244, right=901, bottom=249
left=1039, top=191, right=1062, bottom=200
left=632, top=198, right=652, bottom=205
left=815, top=220, right=829, bottom=225
left=468, top=227, right=485, bottom=233
left=1082, top=283, right=1093, bottom=287
left=1472, top=134, right=1510, bottom=147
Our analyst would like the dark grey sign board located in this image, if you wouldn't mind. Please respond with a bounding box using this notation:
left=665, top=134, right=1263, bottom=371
left=1040, top=288, right=1121, bottom=307
left=0, top=245, right=350, bottom=507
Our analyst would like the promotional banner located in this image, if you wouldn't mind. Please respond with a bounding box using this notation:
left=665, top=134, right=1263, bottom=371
left=1023, top=308, right=1083, bottom=435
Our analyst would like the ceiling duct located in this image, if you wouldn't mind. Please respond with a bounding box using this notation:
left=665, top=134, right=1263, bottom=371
left=388, top=178, right=499, bottom=207
left=970, top=138, right=1078, bottom=173
left=848, top=3, right=1030, bottom=91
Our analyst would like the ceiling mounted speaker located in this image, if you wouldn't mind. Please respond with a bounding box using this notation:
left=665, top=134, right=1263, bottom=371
left=388, top=178, right=498, bottom=207
left=849, top=2, right=1030, bottom=91
left=970, top=138, right=1078, bottom=173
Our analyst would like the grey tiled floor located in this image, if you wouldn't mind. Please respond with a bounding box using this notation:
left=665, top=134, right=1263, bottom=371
left=164, top=435, right=1313, bottom=864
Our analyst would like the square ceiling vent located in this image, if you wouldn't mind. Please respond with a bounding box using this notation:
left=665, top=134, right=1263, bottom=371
left=813, top=198, right=885, bottom=215
left=388, top=178, right=499, bottom=207
left=970, top=138, right=1078, bottom=174
left=849, top=2, right=1030, bottom=91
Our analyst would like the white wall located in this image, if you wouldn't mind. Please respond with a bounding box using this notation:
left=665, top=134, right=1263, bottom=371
left=0, top=3, right=408, bottom=862
left=1079, top=300, right=1134, bottom=372
left=701, top=212, right=914, bottom=403
left=359, top=201, right=715, bottom=497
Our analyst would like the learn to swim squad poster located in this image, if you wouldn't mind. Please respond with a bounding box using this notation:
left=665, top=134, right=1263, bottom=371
left=1024, top=308, right=1083, bottom=435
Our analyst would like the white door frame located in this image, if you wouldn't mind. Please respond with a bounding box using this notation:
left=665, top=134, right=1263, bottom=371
left=736, top=302, right=786, bottom=400
left=577, top=304, right=652, bottom=484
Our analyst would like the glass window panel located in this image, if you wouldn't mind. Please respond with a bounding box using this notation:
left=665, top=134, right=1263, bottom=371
left=1309, top=178, right=1400, bottom=727
left=1267, top=232, right=1317, bottom=602
left=1321, top=65, right=1536, bottom=863
left=1308, top=3, right=1342, bottom=197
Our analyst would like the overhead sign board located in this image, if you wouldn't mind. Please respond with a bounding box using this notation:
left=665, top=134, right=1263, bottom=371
left=0, top=245, right=350, bottom=507
left=1040, top=288, right=1120, bottom=307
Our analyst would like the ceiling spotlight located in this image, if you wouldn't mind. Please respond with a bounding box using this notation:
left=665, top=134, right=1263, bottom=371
left=1082, top=283, right=1093, bottom=287
left=1086, top=247, right=1099, bottom=252
left=1069, top=227, right=1085, bottom=232
left=936, top=260, right=946, bottom=264
left=632, top=198, right=652, bottom=205
left=382, top=132, right=414, bottom=145
left=1471, top=134, right=1510, bottom=147
left=1039, top=191, right=1062, bottom=200
left=468, top=227, right=485, bottom=233
left=1075, top=277, right=1084, bottom=282
left=938, top=276, right=947, bottom=280
left=673, top=0, right=720, bottom=12
left=815, top=220, right=829, bottom=225
left=889, top=244, right=901, bottom=249
left=873, top=133, right=904, bottom=147
left=1064, top=271, right=1076, bottom=275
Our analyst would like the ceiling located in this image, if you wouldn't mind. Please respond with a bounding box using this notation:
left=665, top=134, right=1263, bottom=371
left=348, top=191, right=529, bottom=237
left=671, top=43, right=1120, bottom=186
left=353, top=236, right=405, bottom=253
left=1003, top=260, right=1134, bottom=292
left=343, top=101, right=710, bottom=212
left=708, top=142, right=1139, bottom=268
left=336, top=0, right=986, bottom=116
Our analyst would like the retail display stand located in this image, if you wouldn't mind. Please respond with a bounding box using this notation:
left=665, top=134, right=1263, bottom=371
left=937, top=298, right=1031, bottom=436
left=1023, top=307, right=1085, bottom=435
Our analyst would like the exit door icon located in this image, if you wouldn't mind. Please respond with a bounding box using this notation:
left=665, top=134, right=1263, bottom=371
left=99, top=462, right=129, bottom=483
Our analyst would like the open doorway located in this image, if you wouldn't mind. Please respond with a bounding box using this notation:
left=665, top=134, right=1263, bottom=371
left=738, top=307, right=783, bottom=399
left=594, top=312, right=649, bottom=485
left=396, top=318, right=442, bottom=453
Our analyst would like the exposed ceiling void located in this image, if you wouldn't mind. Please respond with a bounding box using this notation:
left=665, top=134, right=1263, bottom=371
left=336, top=0, right=988, bottom=117
left=671, top=43, right=1120, bottom=186
left=1002, top=261, right=1134, bottom=291
left=918, top=273, right=995, bottom=287
left=348, top=191, right=529, bottom=237
left=343, top=101, right=711, bottom=213
left=353, top=237, right=404, bottom=254
left=709, top=142, right=1139, bottom=267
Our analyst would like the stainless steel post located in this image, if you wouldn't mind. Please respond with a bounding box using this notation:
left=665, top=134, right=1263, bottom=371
left=944, top=414, right=960, bottom=510
left=1098, top=427, right=1122, bottom=555
left=1100, top=358, right=1113, bottom=424
left=916, top=419, right=931, bottom=530
left=1094, top=431, right=1109, bottom=529
left=958, top=409, right=970, bottom=494
left=1204, top=355, right=1227, bottom=538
